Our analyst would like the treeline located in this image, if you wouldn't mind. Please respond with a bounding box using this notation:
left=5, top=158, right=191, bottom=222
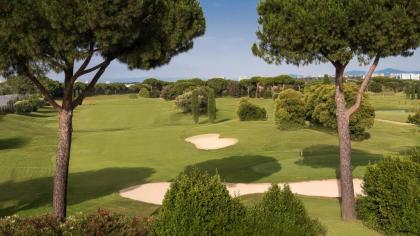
left=1, top=75, right=419, bottom=101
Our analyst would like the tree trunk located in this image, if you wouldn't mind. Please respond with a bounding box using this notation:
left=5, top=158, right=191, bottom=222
left=334, top=66, right=356, bottom=220
left=52, top=109, right=73, bottom=221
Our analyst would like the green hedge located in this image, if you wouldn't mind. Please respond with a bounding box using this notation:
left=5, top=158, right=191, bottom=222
left=356, top=155, right=420, bottom=235
left=275, top=89, right=306, bottom=129
left=14, top=100, right=34, bottom=114
left=244, top=184, right=326, bottom=236
left=236, top=98, right=267, bottom=121
left=151, top=169, right=246, bottom=235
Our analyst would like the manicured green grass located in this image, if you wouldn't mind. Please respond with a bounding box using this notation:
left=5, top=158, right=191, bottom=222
left=240, top=194, right=381, bottom=236
left=0, top=93, right=418, bottom=235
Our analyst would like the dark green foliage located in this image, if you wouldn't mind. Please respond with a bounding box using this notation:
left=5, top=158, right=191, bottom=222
left=191, top=90, right=199, bottom=124
left=207, top=78, right=228, bottom=96
left=368, top=81, right=382, bottom=93
left=356, top=156, right=420, bottom=235
left=138, top=88, right=150, bottom=98
left=14, top=100, right=34, bottom=114
left=175, top=86, right=209, bottom=114
left=244, top=185, right=326, bottom=236
left=304, top=84, right=375, bottom=140
left=237, top=98, right=267, bottom=121
left=0, top=210, right=149, bottom=236
left=151, top=169, right=246, bottom=235
left=208, top=88, right=216, bottom=123
left=407, top=110, right=420, bottom=125
left=161, top=80, right=200, bottom=100
left=275, top=89, right=306, bottom=129
left=404, top=81, right=420, bottom=100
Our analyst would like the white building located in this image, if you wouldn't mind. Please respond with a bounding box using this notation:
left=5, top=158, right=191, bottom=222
left=392, top=73, right=420, bottom=80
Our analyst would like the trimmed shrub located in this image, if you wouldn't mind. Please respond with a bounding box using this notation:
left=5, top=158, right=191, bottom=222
left=275, top=89, right=306, bottom=129
left=138, top=88, right=150, bottom=98
left=356, top=156, right=420, bottom=235
left=244, top=184, right=326, bottom=236
left=407, top=110, right=420, bottom=125
left=151, top=169, right=246, bottom=235
left=208, top=88, right=216, bottom=123
left=14, top=100, right=34, bottom=114
left=237, top=98, right=267, bottom=121
left=174, top=86, right=209, bottom=114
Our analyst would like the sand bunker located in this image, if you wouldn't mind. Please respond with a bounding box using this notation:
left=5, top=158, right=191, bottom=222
left=185, top=134, right=238, bottom=150
left=120, top=179, right=363, bottom=205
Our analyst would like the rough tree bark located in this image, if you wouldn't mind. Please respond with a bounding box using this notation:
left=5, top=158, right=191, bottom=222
left=334, top=55, right=380, bottom=220
left=334, top=65, right=357, bottom=220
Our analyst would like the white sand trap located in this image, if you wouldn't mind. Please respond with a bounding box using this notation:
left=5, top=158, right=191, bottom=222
left=185, top=133, right=238, bottom=150
left=120, top=179, right=363, bottom=205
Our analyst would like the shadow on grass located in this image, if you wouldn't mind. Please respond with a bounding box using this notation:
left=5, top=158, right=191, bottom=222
left=186, top=155, right=281, bottom=182
left=0, top=137, right=30, bottom=150
left=295, top=145, right=382, bottom=177
left=0, top=167, right=155, bottom=216
left=75, top=128, right=127, bottom=133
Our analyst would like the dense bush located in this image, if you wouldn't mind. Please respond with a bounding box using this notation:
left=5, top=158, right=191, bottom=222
left=151, top=169, right=246, bottom=235
left=244, top=184, right=326, bottom=236
left=407, top=110, right=420, bottom=125
left=0, top=210, right=149, bottom=236
left=237, top=98, right=267, bottom=121
left=14, top=100, right=34, bottom=114
left=174, top=86, right=209, bottom=114
left=275, top=89, right=306, bottom=129
left=138, top=88, right=150, bottom=98
left=368, top=81, right=383, bottom=93
left=161, top=80, right=203, bottom=100
left=304, top=84, right=375, bottom=140
left=207, top=78, right=227, bottom=96
left=356, top=156, right=420, bottom=235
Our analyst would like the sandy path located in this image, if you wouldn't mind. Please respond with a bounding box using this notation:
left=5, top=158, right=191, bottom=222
left=120, top=179, right=363, bottom=205
left=375, top=118, right=415, bottom=126
left=185, top=133, right=238, bottom=150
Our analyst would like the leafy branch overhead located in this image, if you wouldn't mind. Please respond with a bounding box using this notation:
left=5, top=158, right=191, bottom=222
left=0, top=0, right=206, bottom=111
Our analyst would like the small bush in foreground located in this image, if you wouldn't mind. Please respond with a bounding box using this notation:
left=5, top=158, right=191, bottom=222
left=244, top=184, right=326, bottom=236
left=237, top=98, right=267, bottom=121
left=356, top=156, right=420, bottom=235
left=174, top=86, right=209, bottom=114
left=275, top=89, right=306, bottom=129
left=0, top=210, right=149, bottom=236
left=151, top=169, right=246, bottom=235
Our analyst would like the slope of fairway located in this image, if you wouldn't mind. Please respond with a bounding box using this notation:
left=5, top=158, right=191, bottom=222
left=0, top=94, right=418, bottom=220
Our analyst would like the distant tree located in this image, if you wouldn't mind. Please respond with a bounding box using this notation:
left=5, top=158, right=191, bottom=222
left=207, top=78, right=227, bottom=96
left=0, top=0, right=205, bottom=221
left=322, top=75, right=332, bottom=84
left=368, top=81, right=382, bottom=93
left=191, top=90, right=199, bottom=124
left=253, top=0, right=419, bottom=219
left=138, top=87, right=150, bottom=98
left=208, top=88, right=216, bottom=123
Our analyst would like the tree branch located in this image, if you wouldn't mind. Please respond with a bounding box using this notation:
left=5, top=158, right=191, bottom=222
left=346, top=54, right=380, bottom=117
left=23, top=69, right=62, bottom=111
left=76, top=60, right=109, bottom=77
left=72, top=59, right=112, bottom=109
left=71, top=43, right=95, bottom=82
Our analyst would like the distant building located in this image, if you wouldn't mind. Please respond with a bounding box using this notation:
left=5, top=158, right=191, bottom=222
left=372, top=73, right=385, bottom=77
left=238, top=76, right=249, bottom=81
left=392, top=73, right=420, bottom=80
left=125, top=84, right=136, bottom=88
left=105, top=81, right=111, bottom=84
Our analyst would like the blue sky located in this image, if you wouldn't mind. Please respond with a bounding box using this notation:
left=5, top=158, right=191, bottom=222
left=53, top=0, right=420, bottom=82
